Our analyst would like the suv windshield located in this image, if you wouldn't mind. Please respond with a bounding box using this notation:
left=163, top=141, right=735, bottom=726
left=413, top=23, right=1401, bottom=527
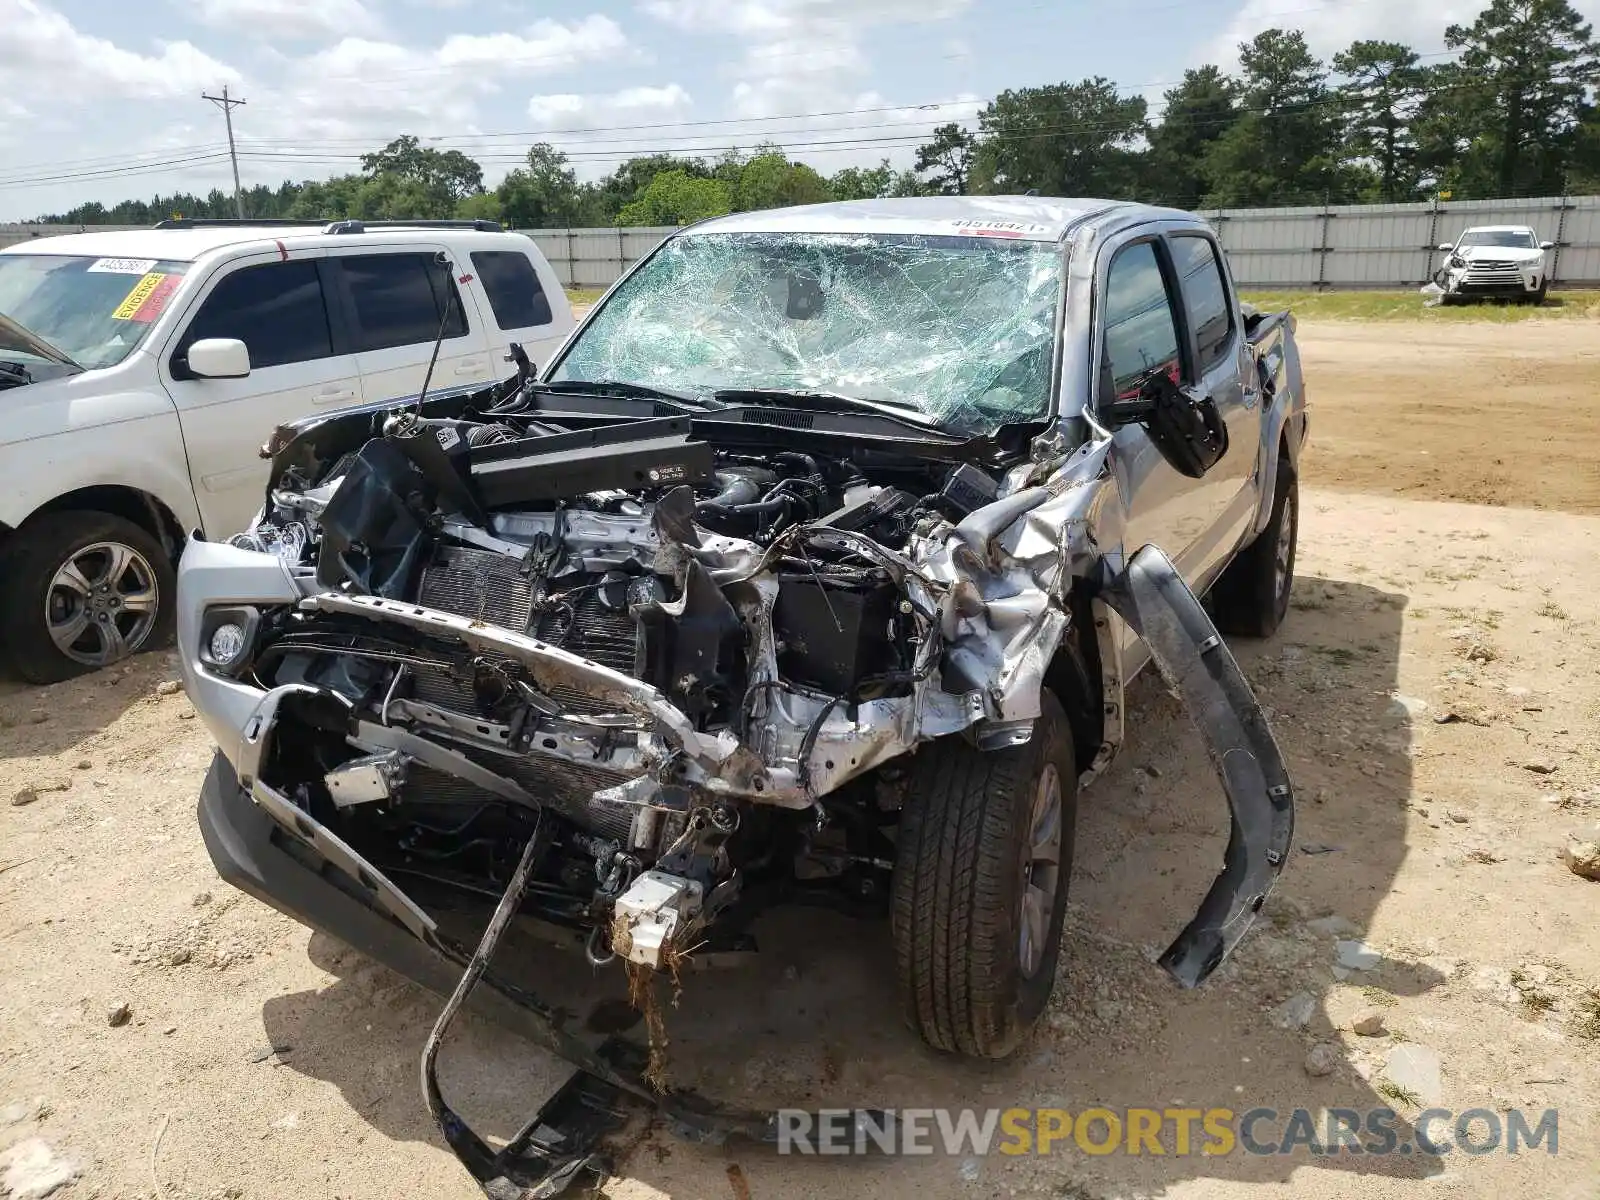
left=1458, top=230, right=1538, bottom=250
left=551, top=231, right=1063, bottom=433
left=0, top=254, right=191, bottom=370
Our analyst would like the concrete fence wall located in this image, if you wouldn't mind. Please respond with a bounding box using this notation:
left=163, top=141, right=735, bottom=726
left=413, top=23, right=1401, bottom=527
left=9, top=197, right=1600, bottom=289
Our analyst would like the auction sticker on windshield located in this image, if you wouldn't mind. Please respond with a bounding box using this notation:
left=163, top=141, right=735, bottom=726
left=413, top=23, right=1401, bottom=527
left=949, top=220, right=1052, bottom=238
left=111, top=272, right=181, bottom=322
left=87, top=257, right=158, bottom=275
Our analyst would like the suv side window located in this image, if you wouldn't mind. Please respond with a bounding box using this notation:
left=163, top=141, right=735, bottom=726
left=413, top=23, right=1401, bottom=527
left=471, top=251, right=553, bottom=329
left=178, top=260, right=332, bottom=370
left=1169, top=234, right=1235, bottom=372
left=1100, top=240, right=1183, bottom=403
left=340, top=253, right=468, bottom=352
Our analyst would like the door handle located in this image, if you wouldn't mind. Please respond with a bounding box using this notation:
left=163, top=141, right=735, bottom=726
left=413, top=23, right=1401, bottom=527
left=312, top=387, right=357, bottom=405
left=453, top=360, right=487, bottom=376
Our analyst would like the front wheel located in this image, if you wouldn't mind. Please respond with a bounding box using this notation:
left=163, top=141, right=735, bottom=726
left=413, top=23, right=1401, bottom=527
left=891, top=692, right=1078, bottom=1059
left=0, top=511, right=175, bottom=683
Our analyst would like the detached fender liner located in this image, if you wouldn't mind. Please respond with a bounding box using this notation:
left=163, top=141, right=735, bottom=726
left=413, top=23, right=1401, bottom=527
left=1102, top=545, right=1295, bottom=988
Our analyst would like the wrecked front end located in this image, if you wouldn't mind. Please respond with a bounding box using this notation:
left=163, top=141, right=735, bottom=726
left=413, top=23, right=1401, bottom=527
left=180, top=366, right=1292, bottom=1193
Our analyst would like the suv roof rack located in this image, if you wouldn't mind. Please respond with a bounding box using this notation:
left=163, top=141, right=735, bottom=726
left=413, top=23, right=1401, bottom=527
left=152, top=217, right=504, bottom=234
left=153, top=218, right=320, bottom=229
left=322, top=219, right=504, bottom=234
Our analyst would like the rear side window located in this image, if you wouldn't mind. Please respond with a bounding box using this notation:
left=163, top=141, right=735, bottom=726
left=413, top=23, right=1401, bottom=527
left=1169, top=234, right=1235, bottom=372
left=471, top=251, right=553, bottom=329
left=180, top=260, right=332, bottom=370
left=1100, top=241, right=1183, bottom=402
left=340, top=253, right=468, bottom=352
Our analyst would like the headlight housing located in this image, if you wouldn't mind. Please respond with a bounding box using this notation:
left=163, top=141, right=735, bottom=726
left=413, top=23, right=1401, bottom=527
left=229, top=519, right=309, bottom=567
left=1449, top=254, right=1466, bottom=269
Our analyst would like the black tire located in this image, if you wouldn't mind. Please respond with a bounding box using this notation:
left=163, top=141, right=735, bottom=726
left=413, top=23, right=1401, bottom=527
left=891, top=692, right=1078, bottom=1059
left=0, top=511, right=175, bottom=684
left=1531, top=283, right=1549, bottom=306
left=1211, top=454, right=1298, bottom=638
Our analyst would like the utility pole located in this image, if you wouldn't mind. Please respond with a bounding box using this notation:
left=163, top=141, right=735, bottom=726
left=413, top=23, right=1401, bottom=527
left=202, top=85, right=247, bottom=219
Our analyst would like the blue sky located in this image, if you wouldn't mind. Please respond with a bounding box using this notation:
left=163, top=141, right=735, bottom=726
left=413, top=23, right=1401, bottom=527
left=2, top=0, right=1588, bottom=218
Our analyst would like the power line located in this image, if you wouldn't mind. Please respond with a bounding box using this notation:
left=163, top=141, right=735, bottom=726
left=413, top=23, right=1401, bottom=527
left=202, top=85, right=248, bottom=219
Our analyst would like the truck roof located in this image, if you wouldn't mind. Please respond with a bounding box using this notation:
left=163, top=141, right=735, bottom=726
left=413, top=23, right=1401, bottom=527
left=690, top=196, right=1190, bottom=242
left=0, top=220, right=526, bottom=263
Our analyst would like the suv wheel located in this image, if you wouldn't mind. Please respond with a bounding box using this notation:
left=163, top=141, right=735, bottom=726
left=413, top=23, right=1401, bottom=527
left=1, top=512, right=174, bottom=684
left=891, top=692, right=1078, bottom=1059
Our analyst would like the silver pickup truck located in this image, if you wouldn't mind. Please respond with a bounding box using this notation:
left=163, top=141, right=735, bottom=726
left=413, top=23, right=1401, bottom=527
left=176, top=196, right=1307, bottom=1194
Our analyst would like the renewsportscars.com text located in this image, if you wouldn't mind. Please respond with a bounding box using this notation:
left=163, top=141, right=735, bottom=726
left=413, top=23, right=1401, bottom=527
left=777, top=1106, right=1559, bottom=1158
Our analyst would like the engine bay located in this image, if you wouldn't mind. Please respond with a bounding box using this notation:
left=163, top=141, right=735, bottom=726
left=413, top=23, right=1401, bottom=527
left=216, top=375, right=1069, bottom=972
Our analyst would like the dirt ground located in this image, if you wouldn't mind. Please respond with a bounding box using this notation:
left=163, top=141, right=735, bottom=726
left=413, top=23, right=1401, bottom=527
left=3, top=317, right=1599, bottom=1200
left=1296, top=321, right=1600, bottom=514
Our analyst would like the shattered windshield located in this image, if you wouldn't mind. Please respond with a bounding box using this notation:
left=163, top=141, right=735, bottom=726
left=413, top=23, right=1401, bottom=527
left=0, top=254, right=191, bottom=370
left=551, top=231, right=1064, bottom=433
left=1458, top=230, right=1538, bottom=250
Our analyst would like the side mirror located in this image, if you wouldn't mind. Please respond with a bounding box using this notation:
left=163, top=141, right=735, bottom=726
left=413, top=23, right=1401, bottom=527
left=187, top=338, right=251, bottom=379
left=1541, top=241, right=1555, bottom=251
left=1437, top=243, right=1455, bottom=252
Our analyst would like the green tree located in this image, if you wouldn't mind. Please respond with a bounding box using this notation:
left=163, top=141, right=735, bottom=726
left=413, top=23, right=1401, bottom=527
left=1201, top=29, right=1348, bottom=206
left=1445, top=0, right=1600, bottom=196
left=359, top=134, right=484, bottom=205
left=454, top=191, right=504, bottom=223
left=1146, top=66, right=1239, bottom=208
left=1410, top=62, right=1495, bottom=195
left=496, top=144, right=587, bottom=228
left=597, top=154, right=711, bottom=221
left=615, top=170, right=732, bottom=225
left=913, top=123, right=976, bottom=194
left=731, top=152, right=833, bottom=211
left=1334, top=41, right=1426, bottom=201
left=970, top=78, right=1148, bottom=197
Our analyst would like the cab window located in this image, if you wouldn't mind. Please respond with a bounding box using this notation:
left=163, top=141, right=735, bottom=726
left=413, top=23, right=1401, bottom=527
left=1100, top=241, right=1183, bottom=403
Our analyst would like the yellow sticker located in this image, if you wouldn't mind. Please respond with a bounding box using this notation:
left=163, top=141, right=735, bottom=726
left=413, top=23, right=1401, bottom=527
left=112, top=272, right=166, bottom=320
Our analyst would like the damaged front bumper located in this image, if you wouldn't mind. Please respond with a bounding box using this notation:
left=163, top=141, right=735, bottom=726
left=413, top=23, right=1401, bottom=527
left=190, top=534, right=1293, bottom=1195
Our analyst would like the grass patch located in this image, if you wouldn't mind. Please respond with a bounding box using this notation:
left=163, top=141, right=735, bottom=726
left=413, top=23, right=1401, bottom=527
left=1363, top=986, right=1399, bottom=1008
left=1243, top=289, right=1600, bottom=322
left=1313, top=646, right=1359, bottom=665
left=1573, top=992, right=1600, bottom=1041
left=565, top=286, right=606, bottom=307
left=1536, top=600, right=1570, bottom=620
left=1377, top=1080, right=1423, bottom=1107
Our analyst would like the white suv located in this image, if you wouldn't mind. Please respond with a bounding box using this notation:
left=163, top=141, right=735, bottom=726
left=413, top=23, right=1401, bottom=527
left=1435, top=224, right=1554, bottom=304
left=0, top=219, right=575, bottom=682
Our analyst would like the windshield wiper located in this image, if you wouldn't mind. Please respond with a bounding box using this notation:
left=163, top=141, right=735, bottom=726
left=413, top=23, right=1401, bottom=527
left=0, top=361, right=33, bottom=390
left=0, top=312, right=82, bottom=372
left=533, top=378, right=722, bottom=411
left=711, top=387, right=944, bottom=431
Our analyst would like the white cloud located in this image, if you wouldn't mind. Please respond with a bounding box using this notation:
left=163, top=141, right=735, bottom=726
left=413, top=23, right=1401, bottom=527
left=527, top=84, right=693, bottom=125
left=639, top=0, right=970, bottom=152
left=0, top=0, right=239, bottom=99
left=193, top=0, right=382, bottom=40
left=436, top=16, right=630, bottom=72
left=245, top=16, right=634, bottom=147
left=1203, top=0, right=1600, bottom=71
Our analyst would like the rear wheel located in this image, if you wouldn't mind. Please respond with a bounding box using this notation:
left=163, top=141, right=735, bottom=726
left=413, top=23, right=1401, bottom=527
left=891, top=692, right=1078, bottom=1059
left=1210, top=455, right=1298, bottom=638
left=0, top=511, right=174, bottom=683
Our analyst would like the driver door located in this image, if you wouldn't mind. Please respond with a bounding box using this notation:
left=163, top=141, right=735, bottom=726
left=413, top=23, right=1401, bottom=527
left=1094, top=232, right=1246, bottom=675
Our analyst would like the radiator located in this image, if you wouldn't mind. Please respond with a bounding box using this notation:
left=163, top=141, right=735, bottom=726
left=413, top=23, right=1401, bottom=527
left=406, top=543, right=643, bottom=839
